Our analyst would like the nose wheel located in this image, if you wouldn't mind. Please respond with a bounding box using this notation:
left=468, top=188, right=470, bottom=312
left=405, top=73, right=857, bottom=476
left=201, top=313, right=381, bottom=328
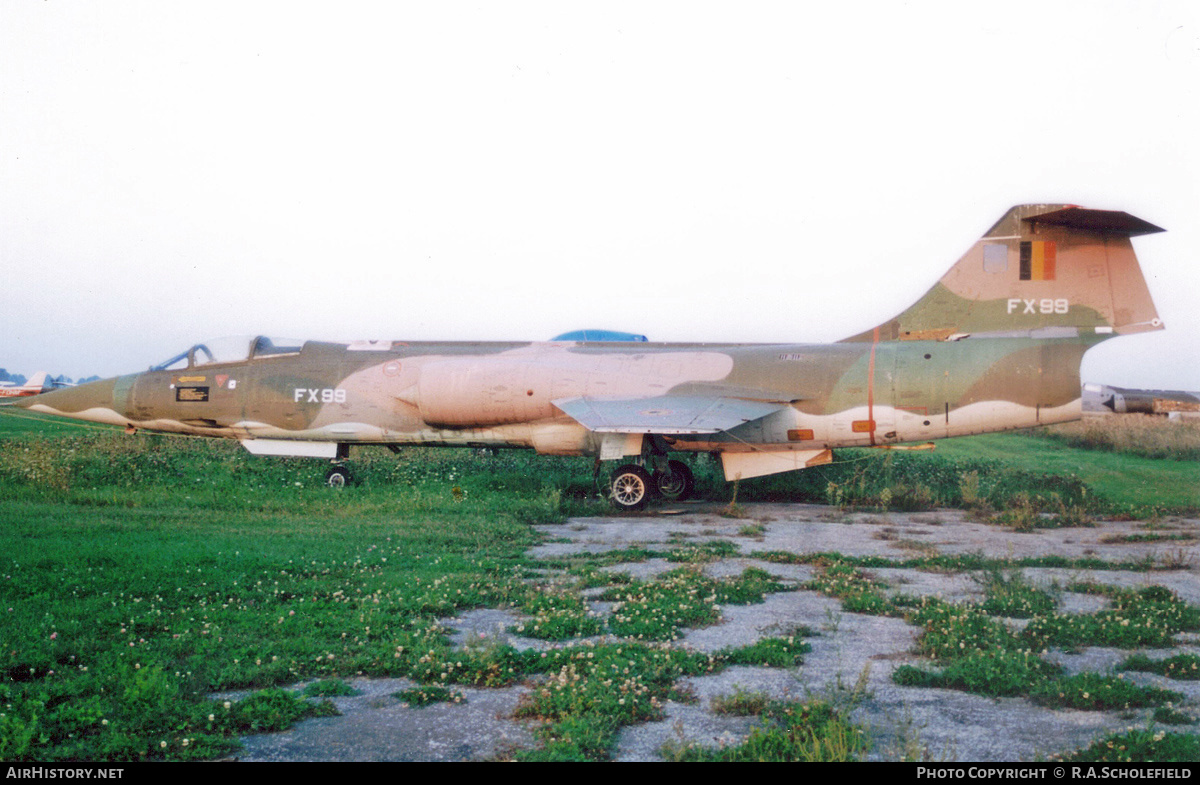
left=325, top=465, right=352, bottom=488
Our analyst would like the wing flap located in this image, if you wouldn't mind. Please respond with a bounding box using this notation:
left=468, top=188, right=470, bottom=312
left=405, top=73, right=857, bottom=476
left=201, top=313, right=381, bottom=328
left=553, top=395, right=787, bottom=434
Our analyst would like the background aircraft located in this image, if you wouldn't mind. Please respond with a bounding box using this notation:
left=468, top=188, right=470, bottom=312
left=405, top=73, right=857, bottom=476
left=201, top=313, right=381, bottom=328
left=11, top=204, right=1164, bottom=509
left=1083, top=383, right=1200, bottom=417
left=0, top=372, right=52, bottom=398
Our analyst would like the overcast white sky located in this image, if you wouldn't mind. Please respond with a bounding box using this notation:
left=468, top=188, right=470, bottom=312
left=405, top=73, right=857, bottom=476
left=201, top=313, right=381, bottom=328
left=2, top=1, right=1197, bottom=389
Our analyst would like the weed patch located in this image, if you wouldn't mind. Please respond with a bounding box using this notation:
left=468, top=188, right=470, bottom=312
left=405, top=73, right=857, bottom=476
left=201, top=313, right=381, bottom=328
left=976, top=569, right=1056, bottom=618
left=1058, top=727, right=1200, bottom=763
left=662, top=700, right=866, bottom=762
left=1120, top=654, right=1200, bottom=681
left=1030, top=672, right=1183, bottom=711
left=805, top=558, right=894, bottom=615
left=717, top=631, right=813, bottom=668
left=513, top=642, right=713, bottom=760
left=1023, top=586, right=1200, bottom=650
left=1152, top=706, right=1196, bottom=726
left=666, top=540, right=740, bottom=563
left=303, top=679, right=359, bottom=697
left=393, top=685, right=466, bottom=707
left=602, top=567, right=787, bottom=641
left=228, top=688, right=339, bottom=732
left=511, top=587, right=603, bottom=641
left=710, top=687, right=772, bottom=716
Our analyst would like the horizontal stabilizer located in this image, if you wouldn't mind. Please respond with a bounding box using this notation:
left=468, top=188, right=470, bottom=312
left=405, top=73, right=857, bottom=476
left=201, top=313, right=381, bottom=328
left=554, top=395, right=787, bottom=434
left=1024, top=207, right=1164, bottom=237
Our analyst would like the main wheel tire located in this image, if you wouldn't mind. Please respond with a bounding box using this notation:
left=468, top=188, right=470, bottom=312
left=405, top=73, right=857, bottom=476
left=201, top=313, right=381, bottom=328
left=325, top=465, right=351, bottom=488
left=653, top=459, right=695, bottom=502
left=610, top=464, right=653, bottom=511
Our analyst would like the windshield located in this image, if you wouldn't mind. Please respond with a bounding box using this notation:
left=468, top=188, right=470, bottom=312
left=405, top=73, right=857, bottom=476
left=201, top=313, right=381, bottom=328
left=151, top=336, right=304, bottom=371
left=251, top=336, right=304, bottom=358
left=192, top=337, right=255, bottom=366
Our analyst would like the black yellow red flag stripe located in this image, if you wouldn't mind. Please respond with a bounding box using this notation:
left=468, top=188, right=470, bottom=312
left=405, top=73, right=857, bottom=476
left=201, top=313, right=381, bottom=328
left=1019, top=241, right=1056, bottom=281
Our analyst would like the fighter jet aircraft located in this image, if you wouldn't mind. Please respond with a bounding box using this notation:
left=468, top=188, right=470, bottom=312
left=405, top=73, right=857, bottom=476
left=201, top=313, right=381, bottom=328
left=11, top=204, right=1165, bottom=509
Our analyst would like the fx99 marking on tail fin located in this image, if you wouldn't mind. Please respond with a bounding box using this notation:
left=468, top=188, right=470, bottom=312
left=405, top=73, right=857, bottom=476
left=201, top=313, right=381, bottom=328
left=1007, top=298, right=1070, bottom=315
left=12, top=204, right=1165, bottom=510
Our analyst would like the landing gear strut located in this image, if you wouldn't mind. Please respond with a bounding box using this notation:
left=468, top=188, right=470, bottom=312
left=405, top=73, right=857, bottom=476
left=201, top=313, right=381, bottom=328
left=324, top=443, right=352, bottom=488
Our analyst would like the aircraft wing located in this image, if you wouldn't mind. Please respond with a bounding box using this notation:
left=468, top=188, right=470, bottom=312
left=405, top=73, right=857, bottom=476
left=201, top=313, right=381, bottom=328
left=553, top=395, right=788, bottom=434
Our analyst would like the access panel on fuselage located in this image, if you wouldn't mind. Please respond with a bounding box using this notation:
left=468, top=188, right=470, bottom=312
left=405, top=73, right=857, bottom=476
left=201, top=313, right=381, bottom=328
left=891, top=342, right=953, bottom=440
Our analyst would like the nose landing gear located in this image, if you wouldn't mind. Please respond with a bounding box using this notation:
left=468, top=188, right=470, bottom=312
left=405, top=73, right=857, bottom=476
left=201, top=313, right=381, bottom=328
left=324, top=443, right=353, bottom=488
left=324, top=464, right=352, bottom=488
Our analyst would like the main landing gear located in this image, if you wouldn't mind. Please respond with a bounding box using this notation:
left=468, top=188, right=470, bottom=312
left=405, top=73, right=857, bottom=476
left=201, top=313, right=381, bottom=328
left=608, top=459, right=695, bottom=511
left=610, top=464, right=653, bottom=510
left=653, top=459, right=695, bottom=502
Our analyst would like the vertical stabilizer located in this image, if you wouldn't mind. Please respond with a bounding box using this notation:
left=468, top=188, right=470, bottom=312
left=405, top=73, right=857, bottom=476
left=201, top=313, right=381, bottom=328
left=843, top=204, right=1164, bottom=343
left=24, top=372, right=50, bottom=393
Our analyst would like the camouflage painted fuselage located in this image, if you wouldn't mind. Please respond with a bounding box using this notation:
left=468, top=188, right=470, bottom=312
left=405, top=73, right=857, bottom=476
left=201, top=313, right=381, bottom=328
left=18, top=204, right=1164, bottom=482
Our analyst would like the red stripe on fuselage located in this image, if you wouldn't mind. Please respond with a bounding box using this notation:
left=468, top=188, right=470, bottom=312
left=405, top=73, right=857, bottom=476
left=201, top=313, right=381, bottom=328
left=867, top=326, right=878, bottom=446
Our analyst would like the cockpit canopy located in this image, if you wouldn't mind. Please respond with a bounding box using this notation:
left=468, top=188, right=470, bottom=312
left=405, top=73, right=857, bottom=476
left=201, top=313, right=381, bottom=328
left=151, top=336, right=304, bottom=371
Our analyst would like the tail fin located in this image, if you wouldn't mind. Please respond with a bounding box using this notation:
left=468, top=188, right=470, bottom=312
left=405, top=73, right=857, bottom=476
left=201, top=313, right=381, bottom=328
left=24, top=372, right=49, bottom=392
left=843, top=204, right=1164, bottom=343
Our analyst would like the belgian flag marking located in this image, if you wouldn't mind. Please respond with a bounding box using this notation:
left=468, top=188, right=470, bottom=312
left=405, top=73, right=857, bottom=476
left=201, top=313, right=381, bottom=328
left=1019, top=241, right=1056, bottom=281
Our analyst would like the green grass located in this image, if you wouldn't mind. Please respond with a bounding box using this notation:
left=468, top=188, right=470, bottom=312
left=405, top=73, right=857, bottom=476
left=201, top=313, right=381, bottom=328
left=1045, top=416, right=1200, bottom=462
left=1152, top=706, right=1196, bottom=726
left=1120, top=653, right=1200, bottom=681
left=804, top=557, right=893, bottom=615
left=893, top=598, right=1062, bottom=697
left=694, top=424, right=1198, bottom=516
left=511, top=588, right=604, bottom=640
left=0, top=415, right=805, bottom=761
left=393, top=685, right=465, bottom=707
left=1023, top=586, right=1200, bottom=651
left=1058, top=728, right=1200, bottom=763
left=716, top=631, right=812, bottom=668
left=756, top=549, right=1171, bottom=573
left=976, top=569, right=1057, bottom=618
left=932, top=431, right=1200, bottom=513
left=601, top=567, right=789, bottom=641
left=511, top=642, right=714, bottom=761
left=2, top=409, right=1197, bottom=761
left=0, top=418, right=580, bottom=760
left=891, top=580, right=1200, bottom=701
left=1030, top=672, right=1183, bottom=711
left=0, top=408, right=119, bottom=438
left=303, top=678, right=359, bottom=697
left=662, top=700, right=867, bottom=762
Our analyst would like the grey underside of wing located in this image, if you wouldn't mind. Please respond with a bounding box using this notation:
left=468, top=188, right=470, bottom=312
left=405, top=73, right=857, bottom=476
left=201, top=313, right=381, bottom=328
left=552, top=395, right=788, bottom=435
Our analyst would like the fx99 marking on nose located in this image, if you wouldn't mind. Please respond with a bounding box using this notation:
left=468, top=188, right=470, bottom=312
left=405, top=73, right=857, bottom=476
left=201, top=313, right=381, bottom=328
left=294, top=388, right=347, bottom=404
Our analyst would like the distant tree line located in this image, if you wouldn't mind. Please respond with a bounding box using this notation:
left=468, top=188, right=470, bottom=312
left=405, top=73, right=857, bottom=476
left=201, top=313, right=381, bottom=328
left=0, top=369, right=102, bottom=386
